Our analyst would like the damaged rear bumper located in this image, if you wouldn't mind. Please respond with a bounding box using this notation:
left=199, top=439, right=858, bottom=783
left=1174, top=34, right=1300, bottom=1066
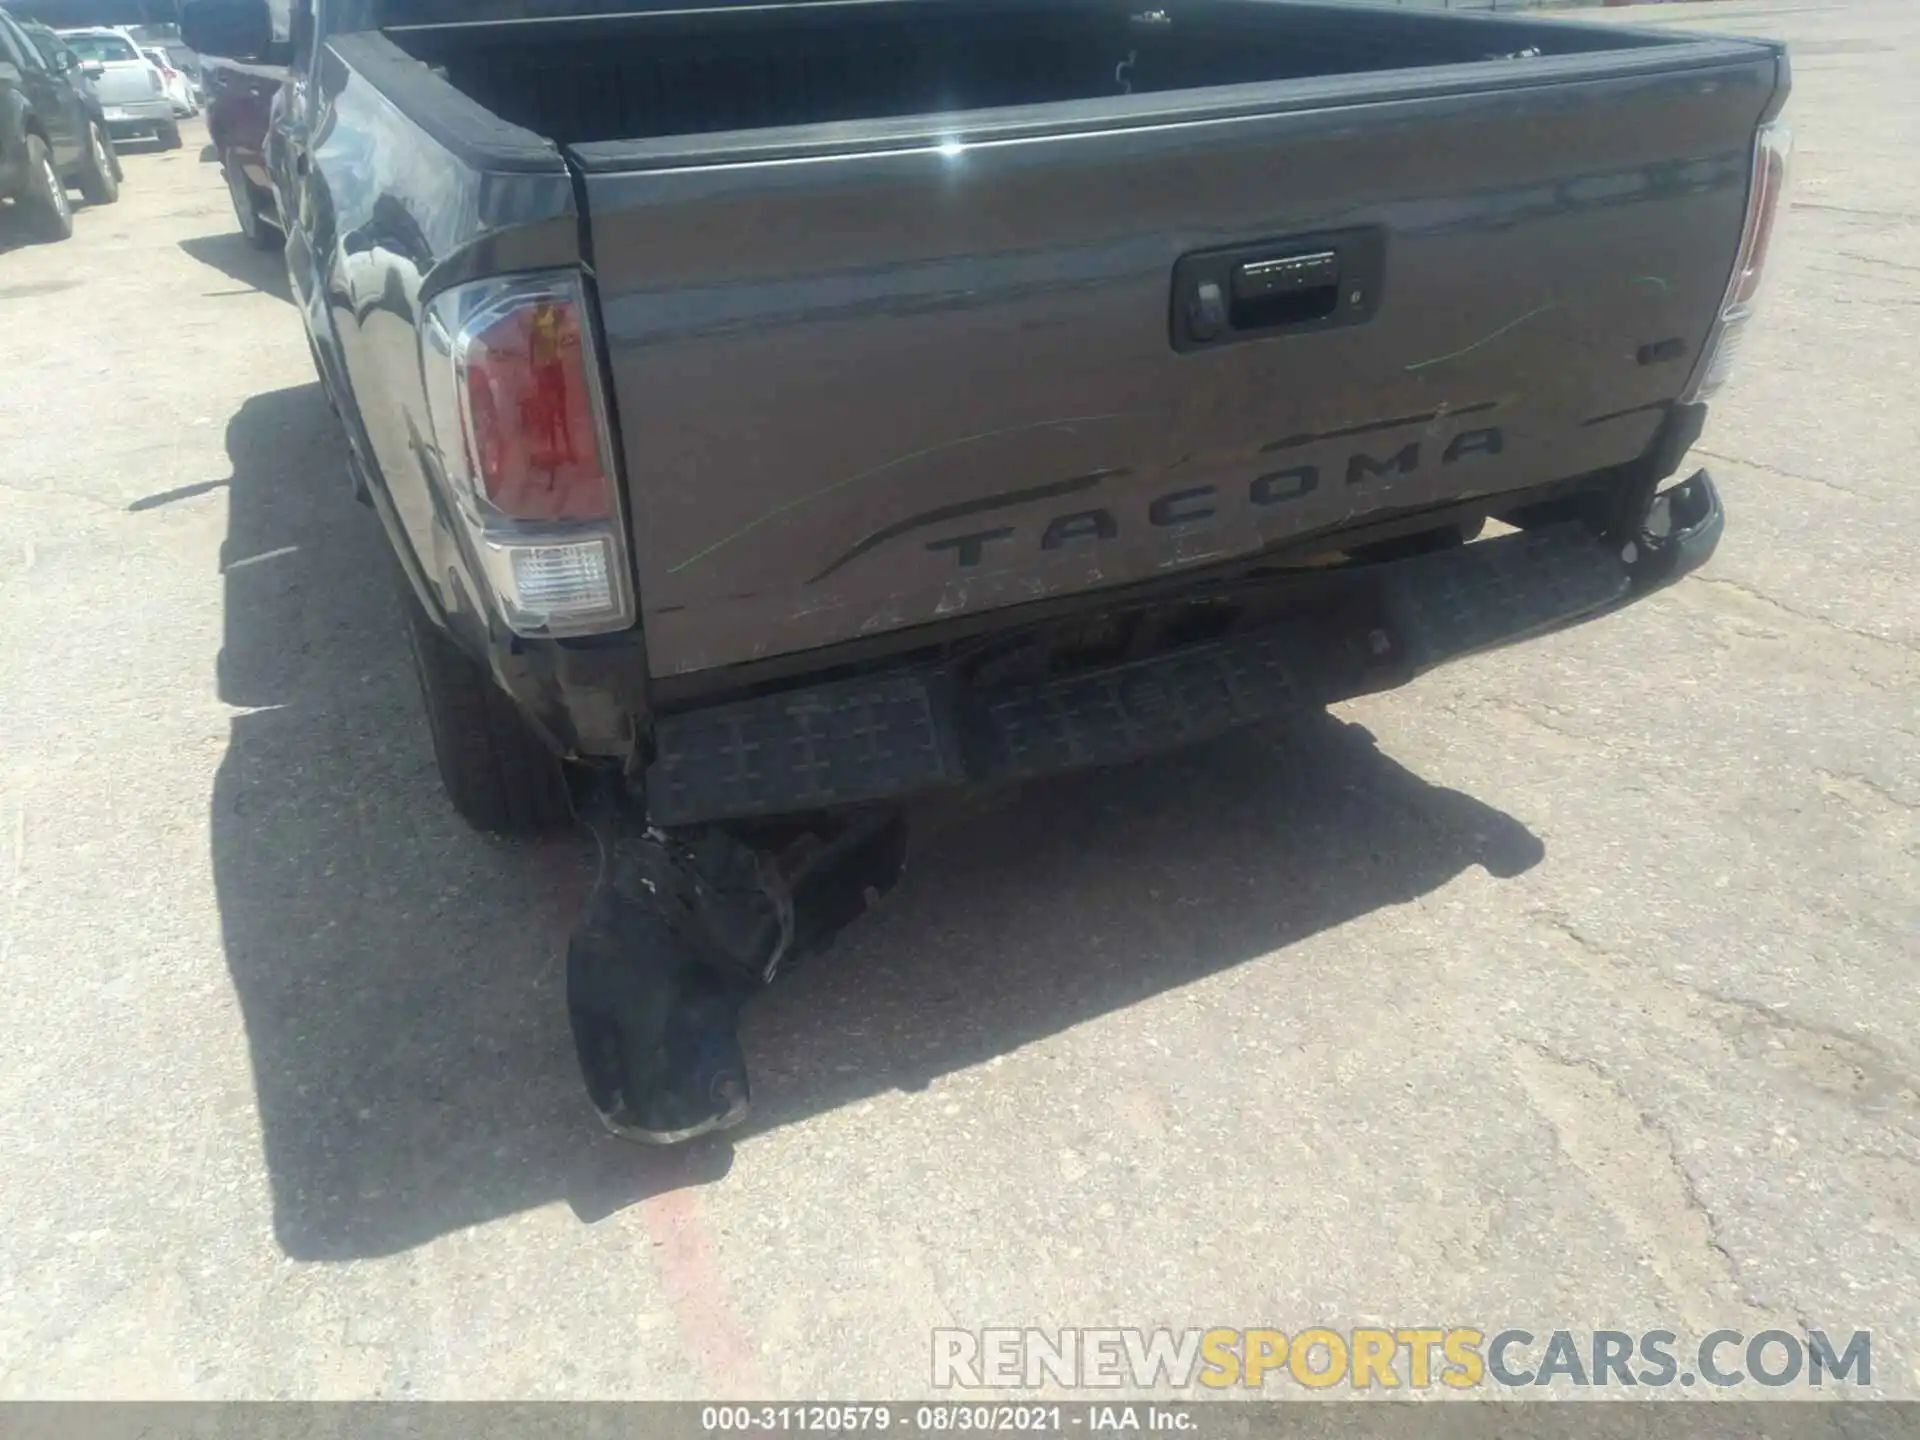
left=645, top=470, right=1725, bottom=827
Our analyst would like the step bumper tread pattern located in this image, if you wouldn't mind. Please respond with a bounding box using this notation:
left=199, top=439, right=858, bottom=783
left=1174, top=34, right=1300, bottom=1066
left=643, top=480, right=1721, bottom=826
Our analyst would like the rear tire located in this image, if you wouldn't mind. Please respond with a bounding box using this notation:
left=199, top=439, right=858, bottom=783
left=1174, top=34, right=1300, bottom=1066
left=77, top=122, right=119, bottom=205
left=157, top=121, right=183, bottom=150
left=21, top=136, right=73, bottom=242
left=400, top=581, right=572, bottom=835
left=227, top=159, right=279, bottom=249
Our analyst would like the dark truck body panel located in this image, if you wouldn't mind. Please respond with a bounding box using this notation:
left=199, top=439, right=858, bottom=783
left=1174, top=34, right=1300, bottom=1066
left=201, top=52, right=286, bottom=193
left=277, top=30, right=583, bottom=715
left=576, top=52, right=1774, bottom=677
left=254, top=0, right=1781, bottom=759
left=394, top=0, right=1681, bottom=155
left=370, top=0, right=1781, bottom=680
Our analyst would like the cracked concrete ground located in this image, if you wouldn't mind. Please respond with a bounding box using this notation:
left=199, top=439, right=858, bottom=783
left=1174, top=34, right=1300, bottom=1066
left=0, top=0, right=1914, bottom=1404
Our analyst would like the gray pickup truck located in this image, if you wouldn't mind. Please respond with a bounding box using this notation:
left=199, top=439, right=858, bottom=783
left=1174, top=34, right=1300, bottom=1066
left=181, top=0, right=1789, bottom=1143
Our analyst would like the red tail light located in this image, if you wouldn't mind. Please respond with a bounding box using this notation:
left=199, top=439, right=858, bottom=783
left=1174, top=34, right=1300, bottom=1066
left=1727, top=123, right=1790, bottom=308
left=1682, top=121, right=1792, bottom=404
left=458, top=296, right=611, bottom=522
left=421, top=272, right=634, bottom=638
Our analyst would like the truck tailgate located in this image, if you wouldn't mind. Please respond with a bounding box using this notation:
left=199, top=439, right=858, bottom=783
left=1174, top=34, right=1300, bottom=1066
left=572, top=46, right=1780, bottom=678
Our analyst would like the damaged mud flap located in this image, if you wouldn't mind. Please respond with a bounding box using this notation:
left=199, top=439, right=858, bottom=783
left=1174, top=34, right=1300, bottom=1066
left=566, top=772, right=908, bottom=1144
left=1621, top=468, right=1724, bottom=595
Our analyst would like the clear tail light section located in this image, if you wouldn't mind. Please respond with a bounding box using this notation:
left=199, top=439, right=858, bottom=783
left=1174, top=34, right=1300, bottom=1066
left=1682, top=121, right=1792, bottom=403
left=421, top=271, right=634, bottom=638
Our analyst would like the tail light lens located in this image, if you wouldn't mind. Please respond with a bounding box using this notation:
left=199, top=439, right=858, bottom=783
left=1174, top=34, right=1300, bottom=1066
left=458, top=296, right=610, bottom=522
left=1682, top=121, right=1792, bottom=403
left=147, top=67, right=162, bottom=93
left=421, top=272, right=634, bottom=638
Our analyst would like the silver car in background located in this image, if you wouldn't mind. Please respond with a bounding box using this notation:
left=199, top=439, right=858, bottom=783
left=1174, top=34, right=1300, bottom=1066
left=55, top=27, right=180, bottom=149
left=140, top=47, right=198, bottom=118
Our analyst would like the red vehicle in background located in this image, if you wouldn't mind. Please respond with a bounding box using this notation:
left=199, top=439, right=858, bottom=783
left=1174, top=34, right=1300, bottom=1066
left=201, top=48, right=280, bottom=246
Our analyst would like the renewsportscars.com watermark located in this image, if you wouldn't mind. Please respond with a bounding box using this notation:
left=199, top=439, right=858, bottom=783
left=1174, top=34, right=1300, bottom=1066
left=932, top=1328, right=1872, bottom=1392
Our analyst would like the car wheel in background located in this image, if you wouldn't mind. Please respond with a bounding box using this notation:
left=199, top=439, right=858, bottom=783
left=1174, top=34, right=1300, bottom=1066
left=22, top=136, right=74, bottom=243
left=400, top=579, right=573, bottom=835
left=227, top=161, right=279, bottom=249
left=157, top=121, right=183, bottom=150
left=78, top=122, right=120, bottom=206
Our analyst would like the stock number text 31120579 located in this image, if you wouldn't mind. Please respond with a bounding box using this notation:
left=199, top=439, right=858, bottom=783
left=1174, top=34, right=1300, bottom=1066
left=700, top=1407, right=1069, bottom=1433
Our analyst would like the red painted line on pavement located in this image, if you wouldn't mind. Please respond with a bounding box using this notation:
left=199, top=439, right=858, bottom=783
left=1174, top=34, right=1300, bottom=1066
left=535, top=831, right=761, bottom=1395
left=642, top=1177, right=762, bottom=1393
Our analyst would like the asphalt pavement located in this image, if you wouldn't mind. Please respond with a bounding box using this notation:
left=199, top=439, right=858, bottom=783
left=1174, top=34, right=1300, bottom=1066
left=0, top=0, right=1914, bottom=1403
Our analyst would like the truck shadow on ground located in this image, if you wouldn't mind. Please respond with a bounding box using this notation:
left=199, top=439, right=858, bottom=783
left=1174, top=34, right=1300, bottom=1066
left=0, top=204, right=104, bottom=254
left=178, top=232, right=291, bottom=302
left=211, top=382, right=1544, bottom=1262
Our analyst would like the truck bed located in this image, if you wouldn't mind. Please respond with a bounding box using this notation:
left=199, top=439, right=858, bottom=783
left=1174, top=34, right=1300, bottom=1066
left=358, top=1, right=1785, bottom=683
left=388, top=0, right=1672, bottom=148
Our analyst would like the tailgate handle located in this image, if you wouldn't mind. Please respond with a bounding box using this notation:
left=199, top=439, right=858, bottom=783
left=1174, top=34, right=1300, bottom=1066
left=1172, top=227, right=1384, bottom=352
left=1229, top=250, right=1342, bottom=331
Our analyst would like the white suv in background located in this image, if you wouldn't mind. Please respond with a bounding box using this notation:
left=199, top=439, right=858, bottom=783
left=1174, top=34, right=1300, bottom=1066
left=140, top=47, right=199, bottom=119
left=56, top=27, right=179, bottom=149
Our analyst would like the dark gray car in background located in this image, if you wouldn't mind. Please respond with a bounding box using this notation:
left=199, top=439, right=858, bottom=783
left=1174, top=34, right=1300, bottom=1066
left=0, top=4, right=118, bottom=240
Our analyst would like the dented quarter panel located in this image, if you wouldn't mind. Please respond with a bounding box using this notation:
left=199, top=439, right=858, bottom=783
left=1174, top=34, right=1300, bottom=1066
left=284, top=31, right=642, bottom=745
